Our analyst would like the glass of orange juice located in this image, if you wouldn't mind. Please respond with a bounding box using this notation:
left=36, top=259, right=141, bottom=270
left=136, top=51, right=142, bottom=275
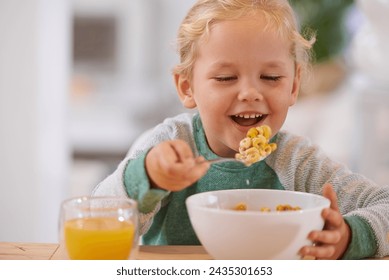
left=59, top=196, right=139, bottom=260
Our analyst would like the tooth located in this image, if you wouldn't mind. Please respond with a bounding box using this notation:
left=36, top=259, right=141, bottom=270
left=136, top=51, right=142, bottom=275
left=235, top=114, right=264, bottom=119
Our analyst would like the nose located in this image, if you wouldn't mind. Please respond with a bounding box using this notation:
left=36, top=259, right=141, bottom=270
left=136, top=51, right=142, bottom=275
left=238, top=86, right=264, bottom=102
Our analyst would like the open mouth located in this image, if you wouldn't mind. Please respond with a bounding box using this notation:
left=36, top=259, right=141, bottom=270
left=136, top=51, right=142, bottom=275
left=231, top=113, right=267, bottom=127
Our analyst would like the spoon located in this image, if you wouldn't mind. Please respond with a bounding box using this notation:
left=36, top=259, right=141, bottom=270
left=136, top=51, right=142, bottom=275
left=207, top=154, right=269, bottom=166
left=207, top=157, right=243, bottom=164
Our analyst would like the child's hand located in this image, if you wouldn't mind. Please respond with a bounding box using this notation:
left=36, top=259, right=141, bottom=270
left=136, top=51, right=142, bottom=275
left=299, top=183, right=351, bottom=259
left=145, top=140, right=210, bottom=192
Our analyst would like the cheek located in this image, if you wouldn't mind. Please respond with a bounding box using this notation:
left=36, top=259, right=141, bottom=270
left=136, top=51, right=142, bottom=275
left=268, top=94, right=292, bottom=111
left=194, top=90, right=228, bottom=111
left=270, top=85, right=297, bottom=109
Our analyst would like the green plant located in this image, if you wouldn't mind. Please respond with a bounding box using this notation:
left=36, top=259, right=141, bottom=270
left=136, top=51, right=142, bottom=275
left=290, top=0, right=354, bottom=63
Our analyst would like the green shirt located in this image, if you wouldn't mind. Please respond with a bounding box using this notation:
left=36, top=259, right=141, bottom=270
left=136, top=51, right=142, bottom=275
left=93, top=113, right=389, bottom=259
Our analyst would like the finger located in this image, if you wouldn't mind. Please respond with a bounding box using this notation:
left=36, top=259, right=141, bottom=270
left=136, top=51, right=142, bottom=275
left=308, top=229, right=341, bottom=245
left=169, top=140, right=195, bottom=162
left=322, top=208, right=344, bottom=229
left=154, top=142, right=181, bottom=166
left=157, top=141, right=192, bottom=167
left=184, top=166, right=209, bottom=184
left=195, top=156, right=207, bottom=164
left=194, top=157, right=210, bottom=171
left=167, top=153, right=207, bottom=180
left=181, top=156, right=209, bottom=179
left=194, top=156, right=211, bottom=167
left=322, top=183, right=339, bottom=212
left=300, top=244, right=336, bottom=260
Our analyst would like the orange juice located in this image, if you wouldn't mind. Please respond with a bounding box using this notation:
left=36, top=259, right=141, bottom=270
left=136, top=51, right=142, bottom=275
left=64, top=217, right=135, bottom=260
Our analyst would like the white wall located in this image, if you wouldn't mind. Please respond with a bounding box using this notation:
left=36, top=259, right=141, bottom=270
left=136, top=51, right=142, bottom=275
left=0, top=0, right=71, bottom=242
left=69, top=0, right=197, bottom=154
left=0, top=0, right=197, bottom=243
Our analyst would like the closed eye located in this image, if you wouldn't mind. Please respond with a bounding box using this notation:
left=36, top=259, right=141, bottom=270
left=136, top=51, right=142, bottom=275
left=261, top=75, right=282, bottom=82
left=214, top=76, right=237, bottom=82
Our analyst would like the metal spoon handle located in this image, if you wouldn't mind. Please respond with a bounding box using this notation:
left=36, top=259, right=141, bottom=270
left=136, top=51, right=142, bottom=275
left=207, top=158, right=241, bottom=164
left=207, top=154, right=269, bottom=166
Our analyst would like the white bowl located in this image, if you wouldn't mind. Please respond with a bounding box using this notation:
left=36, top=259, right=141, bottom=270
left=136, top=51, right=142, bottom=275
left=186, top=189, right=330, bottom=260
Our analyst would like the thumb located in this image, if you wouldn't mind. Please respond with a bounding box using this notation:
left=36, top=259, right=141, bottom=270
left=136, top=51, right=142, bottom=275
left=322, top=183, right=339, bottom=212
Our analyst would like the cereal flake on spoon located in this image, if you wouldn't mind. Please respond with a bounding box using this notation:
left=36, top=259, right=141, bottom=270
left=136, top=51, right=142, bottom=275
left=235, top=125, right=277, bottom=166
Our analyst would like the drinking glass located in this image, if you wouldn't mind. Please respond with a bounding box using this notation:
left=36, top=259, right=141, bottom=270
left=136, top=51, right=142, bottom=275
left=59, top=196, right=139, bottom=260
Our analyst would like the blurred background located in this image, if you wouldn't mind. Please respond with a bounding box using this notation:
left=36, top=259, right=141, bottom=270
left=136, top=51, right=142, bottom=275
left=1, top=0, right=388, bottom=243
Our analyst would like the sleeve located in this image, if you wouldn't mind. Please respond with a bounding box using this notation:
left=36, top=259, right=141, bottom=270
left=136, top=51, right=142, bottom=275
left=122, top=150, right=170, bottom=235
left=123, top=150, right=169, bottom=214
left=269, top=131, right=389, bottom=259
left=92, top=151, right=170, bottom=235
left=342, top=216, right=377, bottom=259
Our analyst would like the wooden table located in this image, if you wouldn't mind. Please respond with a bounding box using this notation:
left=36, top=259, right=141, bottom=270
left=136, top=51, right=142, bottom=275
left=0, top=242, right=212, bottom=260
left=1, top=242, right=388, bottom=260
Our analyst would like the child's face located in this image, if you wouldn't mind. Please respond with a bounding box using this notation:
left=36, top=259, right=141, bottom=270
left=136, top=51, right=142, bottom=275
left=176, top=15, right=300, bottom=157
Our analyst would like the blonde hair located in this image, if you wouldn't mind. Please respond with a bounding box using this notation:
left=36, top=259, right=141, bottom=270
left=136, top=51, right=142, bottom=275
left=173, top=0, right=315, bottom=82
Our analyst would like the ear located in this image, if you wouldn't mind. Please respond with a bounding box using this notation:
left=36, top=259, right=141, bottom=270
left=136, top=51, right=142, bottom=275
left=289, top=64, right=301, bottom=106
left=174, top=73, right=197, bottom=109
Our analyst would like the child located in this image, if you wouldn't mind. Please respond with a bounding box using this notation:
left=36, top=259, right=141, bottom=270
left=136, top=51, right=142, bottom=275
left=93, top=0, right=389, bottom=259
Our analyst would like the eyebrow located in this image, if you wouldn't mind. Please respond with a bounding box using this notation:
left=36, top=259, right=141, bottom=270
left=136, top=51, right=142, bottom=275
left=209, top=60, right=288, bottom=70
left=208, top=61, right=235, bottom=69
